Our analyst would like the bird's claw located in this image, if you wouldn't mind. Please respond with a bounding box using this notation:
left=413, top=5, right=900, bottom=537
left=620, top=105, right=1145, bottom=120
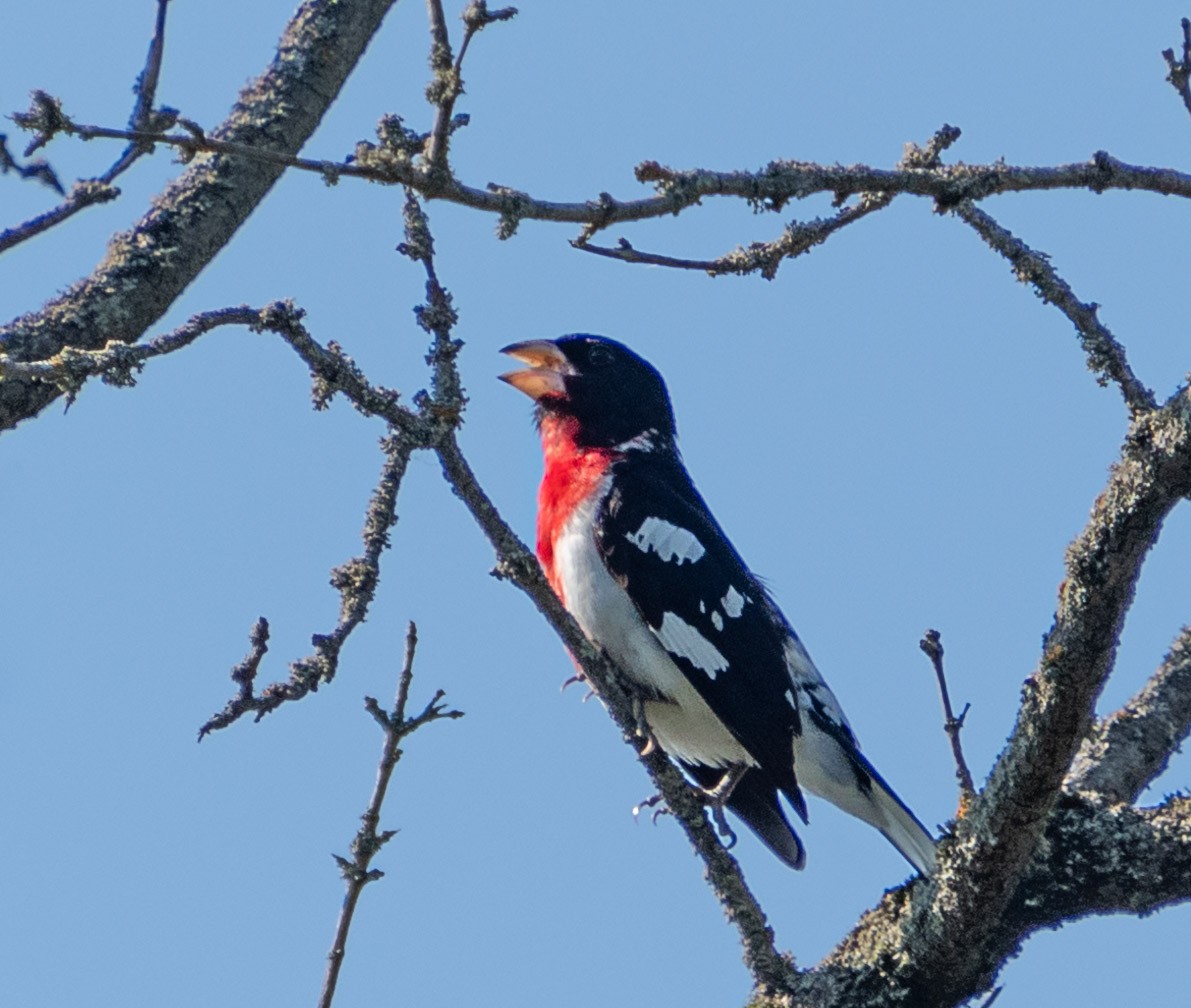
left=700, top=764, right=746, bottom=849
left=632, top=793, right=670, bottom=825
left=560, top=672, right=597, bottom=702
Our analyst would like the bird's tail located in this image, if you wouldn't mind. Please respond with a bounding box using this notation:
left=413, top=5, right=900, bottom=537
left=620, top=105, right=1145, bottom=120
left=842, top=752, right=937, bottom=876
left=794, top=729, right=937, bottom=876
left=685, top=763, right=806, bottom=869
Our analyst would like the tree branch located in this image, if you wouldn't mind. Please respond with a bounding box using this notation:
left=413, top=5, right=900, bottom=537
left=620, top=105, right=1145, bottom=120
left=920, top=629, right=976, bottom=808
left=952, top=201, right=1155, bottom=414
left=1162, top=18, right=1191, bottom=119
left=802, top=389, right=1191, bottom=1008
left=1067, top=624, right=1191, bottom=803
left=0, top=0, right=401, bottom=432
left=318, top=622, right=463, bottom=1008
left=200, top=431, right=415, bottom=736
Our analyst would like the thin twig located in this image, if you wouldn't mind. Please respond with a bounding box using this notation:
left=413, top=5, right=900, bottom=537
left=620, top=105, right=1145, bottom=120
left=920, top=629, right=976, bottom=807
left=422, top=0, right=456, bottom=171
left=1162, top=18, right=1191, bottom=119
left=575, top=195, right=890, bottom=279
left=953, top=200, right=1155, bottom=415
left=1, top=2, right=172, bottom=254
left=0, top=179, right=119, bottom=255
left=0, top=134, right=64, bottom=195
left=317, top=622, right=463, bottom=1008
left=200, top=432, right=417, bottom=736
left=104, top=0, right=174, bottom=181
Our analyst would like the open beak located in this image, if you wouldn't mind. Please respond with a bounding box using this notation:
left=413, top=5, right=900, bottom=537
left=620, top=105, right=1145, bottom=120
left=499, top=340, right=571, bottom=401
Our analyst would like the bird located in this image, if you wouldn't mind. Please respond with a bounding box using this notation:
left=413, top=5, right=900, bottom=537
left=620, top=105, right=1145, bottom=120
left=500, top=334, right=936, bottom=875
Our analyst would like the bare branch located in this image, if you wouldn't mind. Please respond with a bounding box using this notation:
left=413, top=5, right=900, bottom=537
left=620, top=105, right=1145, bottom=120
left=0, top=134, right=64, bottom=195
left=952, top=201, right=1155, bottom=414
left=1067, top=625, right=1191, bottom=803
left=0, top=179, right=120, bottom=255
left=318, top=622, right=463, bottom=1008
left=200, top=432, right=415, bottom=736
left=920, top=629, right=976, bottom=806
left=1162, top=18, right=1191, bottom=119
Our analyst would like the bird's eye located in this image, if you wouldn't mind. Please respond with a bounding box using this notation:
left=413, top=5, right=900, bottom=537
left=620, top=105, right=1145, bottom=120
left=587, top=343, right=614, bottom=367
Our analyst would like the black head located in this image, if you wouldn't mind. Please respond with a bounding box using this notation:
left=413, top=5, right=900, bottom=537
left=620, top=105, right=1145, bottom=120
left=500, top=334, right=676, bottom=449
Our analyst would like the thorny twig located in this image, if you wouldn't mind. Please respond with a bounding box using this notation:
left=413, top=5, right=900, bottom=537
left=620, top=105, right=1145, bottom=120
left=317, top=622, right=463, bottom=1008
left=920, top=629, right=977, bottom=809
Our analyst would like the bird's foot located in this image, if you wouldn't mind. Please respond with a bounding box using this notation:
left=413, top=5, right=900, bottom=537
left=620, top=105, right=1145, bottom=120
left=628, top=695, right=661, bottom=754
left=700, top=764, right=747, bottom=849
left=560, top=671, right=596, bottom=702
left=632, top=793, right=671, bottom=825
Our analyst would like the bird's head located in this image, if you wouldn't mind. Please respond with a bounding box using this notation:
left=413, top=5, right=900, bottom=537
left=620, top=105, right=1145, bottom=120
left=500, top=335, right=676, bottom=450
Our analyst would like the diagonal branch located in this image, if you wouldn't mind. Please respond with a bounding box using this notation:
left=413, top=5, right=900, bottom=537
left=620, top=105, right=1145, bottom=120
left=952, top=201, right=1155, bottom=415
left=435, top=432, right=795, bottom=996
left=812, top=390, right=1191, bottom=1008
left=1067, top=624, right=1191, bottom=803
left=0, top=0, right=402, bottom=433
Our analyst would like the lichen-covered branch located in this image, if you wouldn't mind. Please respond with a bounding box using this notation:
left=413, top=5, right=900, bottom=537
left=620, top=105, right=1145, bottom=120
left=0, top=0, right=401, bottom=432
left=953, top=201, right=1155, bottom=413
left=1067, top=625, right=1191, bottom=803
left=200, top=431, right=416, bottom=735
left=778, top=390, right=1191, bottom=1008
left=0, top=305, right=260, bottom=403
left=793, top=793, right=1191, bottom=1008
left=575, top=125, right=962, bottom=279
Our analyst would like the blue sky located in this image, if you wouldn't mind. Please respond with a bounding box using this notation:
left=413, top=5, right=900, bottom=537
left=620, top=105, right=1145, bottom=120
left=2, top=2, right=1190, bottom=1005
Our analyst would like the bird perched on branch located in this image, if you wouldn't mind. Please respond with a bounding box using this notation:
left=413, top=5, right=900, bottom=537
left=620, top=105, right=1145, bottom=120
left=500, top=334, right=935, bottom=875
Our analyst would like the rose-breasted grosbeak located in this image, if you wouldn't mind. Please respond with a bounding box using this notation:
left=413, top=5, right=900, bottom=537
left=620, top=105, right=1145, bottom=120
left=500, top=334, right=936, bottom=875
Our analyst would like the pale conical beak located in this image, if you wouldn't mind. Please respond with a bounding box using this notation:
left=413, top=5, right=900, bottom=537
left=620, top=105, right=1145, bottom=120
left=499, top=340, right=571, bottom=401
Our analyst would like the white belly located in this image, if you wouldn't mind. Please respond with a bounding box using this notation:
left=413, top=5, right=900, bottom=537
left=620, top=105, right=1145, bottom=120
left=552, top=484, right=753, bottom=769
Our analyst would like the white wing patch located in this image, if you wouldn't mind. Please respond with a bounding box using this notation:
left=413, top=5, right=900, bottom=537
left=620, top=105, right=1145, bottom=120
left=657, top=611, right=729, bottom=678
left=711, top=611, right=724, bottom=632
left=721, top=585, right=748, bottom=618
left=626, top=517, right=706, bottom=565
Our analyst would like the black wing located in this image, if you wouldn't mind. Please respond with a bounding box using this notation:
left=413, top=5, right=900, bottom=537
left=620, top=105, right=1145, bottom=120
left=597, top=452, right=805, bottom=815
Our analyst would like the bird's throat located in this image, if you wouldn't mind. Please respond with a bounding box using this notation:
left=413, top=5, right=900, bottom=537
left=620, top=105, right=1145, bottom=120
left=536, top=414, right=617, bottom=601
